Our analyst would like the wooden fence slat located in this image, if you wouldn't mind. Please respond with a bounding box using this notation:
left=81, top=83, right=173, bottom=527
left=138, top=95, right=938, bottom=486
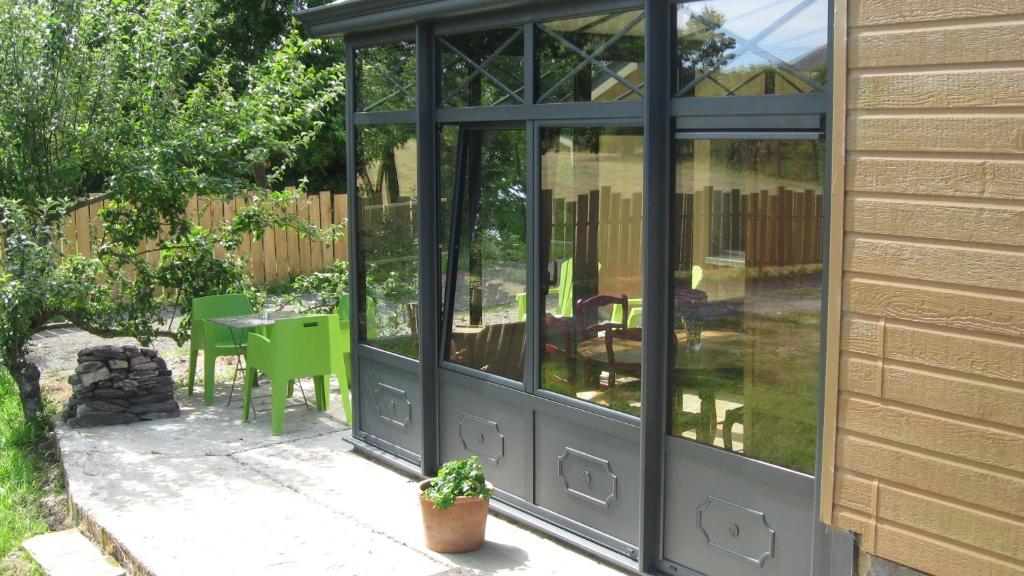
left=285, top=201, right=300, bottom=280
left=319, top=191, right=333, bottom=266
left=308, top=195, right=323, bottom=272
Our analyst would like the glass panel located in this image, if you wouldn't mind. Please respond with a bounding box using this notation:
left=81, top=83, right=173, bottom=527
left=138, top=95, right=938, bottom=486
left=671, top=137, right=825, bottom=474
left=443, top=128, right=528, bottom=381
left=539, top=127, right=645, bottom=416
left=440, top=28, right=525, bottom=107
left=356, top=41, right=416, bottom=112
left=355, top=125, right=420, bottom=358
left=675, top=0, right=828, bottom=98
left=536, top=10, right=646, bottom=103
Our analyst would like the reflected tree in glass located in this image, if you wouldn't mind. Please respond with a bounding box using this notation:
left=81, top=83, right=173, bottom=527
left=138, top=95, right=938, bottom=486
left=355, top=124, right=420, bottom=359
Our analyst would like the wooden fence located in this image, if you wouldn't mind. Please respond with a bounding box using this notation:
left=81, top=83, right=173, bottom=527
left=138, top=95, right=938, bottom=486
left=545, top=185, right=824, bottom=283
left=64, top=192, right=349, bottom=285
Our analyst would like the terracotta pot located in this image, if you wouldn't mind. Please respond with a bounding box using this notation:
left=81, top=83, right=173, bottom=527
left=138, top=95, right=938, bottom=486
left=418, top=479, right=492, bottom=553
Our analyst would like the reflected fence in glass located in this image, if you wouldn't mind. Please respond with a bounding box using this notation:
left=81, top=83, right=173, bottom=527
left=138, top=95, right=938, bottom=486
left=671, top=137, right=825, bottom=474
left=538, top=126, right=645, bottom=416
left=355, top=125, right=421, bottom=359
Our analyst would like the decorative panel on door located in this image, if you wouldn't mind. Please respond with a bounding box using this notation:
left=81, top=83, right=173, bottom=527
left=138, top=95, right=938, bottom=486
left=663, top=437, right=815, bottom=575
left=534, top=410, right=641, bottom=547
left=438, top=371, right=531, bottom=499
left=358, top=356, right=422, bottom=457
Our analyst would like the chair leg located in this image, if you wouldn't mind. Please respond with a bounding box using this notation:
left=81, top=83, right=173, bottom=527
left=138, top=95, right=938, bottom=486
left=337, top=371, right=352, bottom=425
left=203, top=351, right=217, bottom=406
left=187, top=346, right=198, bottom=396
left=242, top=367, right=256, bottom=422
left=313, top=375, right=328, bottom=411
left=271, top=376, right=287, bottom=436
left=287, top=379, right=295, bottom=398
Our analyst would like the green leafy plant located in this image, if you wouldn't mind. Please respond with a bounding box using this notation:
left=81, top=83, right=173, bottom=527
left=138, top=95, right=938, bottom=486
left=422, top=456, right=492, bottom=510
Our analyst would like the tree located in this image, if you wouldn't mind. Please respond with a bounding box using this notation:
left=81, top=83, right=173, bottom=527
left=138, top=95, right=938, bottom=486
left=0, top=0, right=345, bottom=420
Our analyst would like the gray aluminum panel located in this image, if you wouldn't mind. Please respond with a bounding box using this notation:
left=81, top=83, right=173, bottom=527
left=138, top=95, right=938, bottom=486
left=663, top=437, right=815, bottom=576
left=534, top=412, right=641, bottom=546
left=358, top=357, right=423, bottom=456
left=438, top=370, right=532, bottom=500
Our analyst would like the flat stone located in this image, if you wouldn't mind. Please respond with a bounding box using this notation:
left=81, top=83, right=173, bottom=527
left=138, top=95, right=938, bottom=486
left=67, top=412, right=139, bottom=427
left=76, top=361, right=105, bottom=375
left=126, top=401, right=179, bottom=415
left=140, top=347, right=157, bottom=357
left=129, top=362, right=158, bottom=372
left=123, top=345, right=141, bottom=358
left=22, top=529, right=124, bottom=576
left=129, top=355, right=149, bottom=367
left=77, top=355, right=103, bottom=363
left=80, top=345, right=128, bottom=360
left=79, top=400, right=129, bottom=413
left=92, top=388, right=137, bottom=399
left=131, top=370, right=158, bottom=379
left=128, top=393, right=174, bottom=405
left=78, top=367, right=111, bottom=386
left=108, top=359, right=129, bottom=370
left=112, top=379, right=138, bottom=392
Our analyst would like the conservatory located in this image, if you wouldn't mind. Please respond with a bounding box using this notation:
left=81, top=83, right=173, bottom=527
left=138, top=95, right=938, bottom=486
left=298, top=0, right=852, bottom=574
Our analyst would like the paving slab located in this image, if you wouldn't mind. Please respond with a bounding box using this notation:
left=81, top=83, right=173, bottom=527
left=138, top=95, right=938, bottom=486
left=22, top=529, right=124, bottom=576
left=57, top=378, right=626, bottom=576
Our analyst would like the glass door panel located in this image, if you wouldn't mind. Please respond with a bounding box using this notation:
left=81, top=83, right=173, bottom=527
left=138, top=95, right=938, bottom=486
left=671, top=137, right=824, bottom=474
left=355, top=124, right=420, bottom=359
left=442, top=127, right=527, bottom=382
left=538, top=126, right=645, bottom=416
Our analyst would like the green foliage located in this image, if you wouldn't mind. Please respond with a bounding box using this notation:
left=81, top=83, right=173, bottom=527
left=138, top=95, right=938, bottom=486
left=0, top=0, right=348, bottom=419
left=422, top=456, right=492, bottom=510
left=0, top=368, right=54, bottom=566
left=286, top=259, right=350, bottom=314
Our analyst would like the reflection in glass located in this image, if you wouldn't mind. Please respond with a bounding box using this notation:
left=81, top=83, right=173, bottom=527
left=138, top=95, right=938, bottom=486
left=356, top=42, right=416, bottom=112
left=536, top=10, right=646, bottom=103
left=443, top=128, right=527, bottom=382
left=539, top=127, right=645, bottom=415
left=441, top=28, right=525, bottom=107
left=671, top=137, right=824, bottom=474
left=355, top=125, right=420, bottom=358
left=675, top=0, right=828, bottom=97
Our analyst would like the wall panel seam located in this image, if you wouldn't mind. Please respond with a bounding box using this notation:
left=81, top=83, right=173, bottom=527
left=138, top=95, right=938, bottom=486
left=844, top=231, right=1024, bottom=255
left=849, top=14, right=1024, bottom=33
left=838, top=428, right=1024, bottom=482
left=841, top=271, right=1024, bottom=300
left=872, top=517, right=1024, bottom=568
left=840, top=389, right=1024, bottom=435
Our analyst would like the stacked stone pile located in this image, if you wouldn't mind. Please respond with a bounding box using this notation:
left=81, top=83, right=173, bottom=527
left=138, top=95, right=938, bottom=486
left=62, top=344, right=180, bottom=428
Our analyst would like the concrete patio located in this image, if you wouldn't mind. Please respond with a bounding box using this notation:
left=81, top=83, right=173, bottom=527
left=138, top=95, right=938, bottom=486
left=55, top=376, right=626, bottom=576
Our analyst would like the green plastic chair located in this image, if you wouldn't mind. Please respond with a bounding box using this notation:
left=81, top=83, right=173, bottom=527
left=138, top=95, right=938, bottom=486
left=188, top=294, right=253, bottom=406
left=335, top=294, right=378, bottom=423
left=516, top=259, right=579, bottom=321
left=243, top=314, right=345, bottom=436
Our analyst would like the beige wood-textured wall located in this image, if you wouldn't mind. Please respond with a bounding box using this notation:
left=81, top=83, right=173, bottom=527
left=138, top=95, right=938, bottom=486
left=827, top=1, right=1024, bottom=574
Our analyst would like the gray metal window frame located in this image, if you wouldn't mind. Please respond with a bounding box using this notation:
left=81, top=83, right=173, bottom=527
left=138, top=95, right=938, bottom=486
left=336, top=0, right=853, bottom=572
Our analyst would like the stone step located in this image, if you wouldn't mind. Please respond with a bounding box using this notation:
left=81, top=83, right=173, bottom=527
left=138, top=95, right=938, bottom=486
left=22, top=529, right=125, bottom=576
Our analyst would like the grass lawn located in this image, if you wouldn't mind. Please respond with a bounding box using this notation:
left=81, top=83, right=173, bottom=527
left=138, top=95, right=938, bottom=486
left=0, top=368, right=64, bottom=576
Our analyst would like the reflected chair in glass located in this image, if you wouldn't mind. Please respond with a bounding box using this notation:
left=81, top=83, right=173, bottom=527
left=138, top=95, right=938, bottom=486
left=516, top=258, right=578, bottom=322
left=243, top=314, right=344, bottom=436
left=188, top=294, right=253, bottom=406
left=335, top=294, right=378, bottom=423
left=574, top=294, right=629, bottom=388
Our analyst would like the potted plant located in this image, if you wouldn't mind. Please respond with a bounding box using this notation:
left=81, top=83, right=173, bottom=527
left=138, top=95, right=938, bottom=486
left=419, top=455, right=494, bottom=553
